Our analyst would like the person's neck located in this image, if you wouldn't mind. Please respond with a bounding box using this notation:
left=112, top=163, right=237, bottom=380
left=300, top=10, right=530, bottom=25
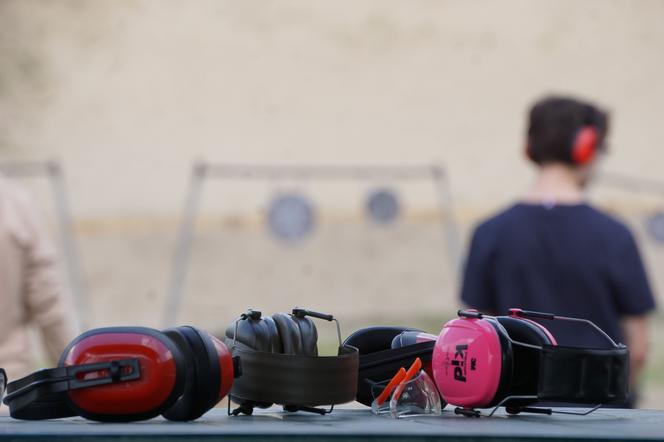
left=523, top=163, right=585, bottom=206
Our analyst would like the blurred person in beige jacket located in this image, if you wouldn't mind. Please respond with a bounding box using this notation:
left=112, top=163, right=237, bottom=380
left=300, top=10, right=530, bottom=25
left=0, top=174, right=78, bottom=384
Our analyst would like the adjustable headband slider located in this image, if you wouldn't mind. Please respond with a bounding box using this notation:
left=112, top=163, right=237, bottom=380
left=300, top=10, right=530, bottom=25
left=292, top=308, right=334, bottom=322
left=241, top=309, right=262, bottom=320
left=68, top=358, right=141, bottom=390
left=292, top=307, right=342, bottom=348
left=509, top=308, right=555, bottom=320
left=458, top=309, right=483, bottom=319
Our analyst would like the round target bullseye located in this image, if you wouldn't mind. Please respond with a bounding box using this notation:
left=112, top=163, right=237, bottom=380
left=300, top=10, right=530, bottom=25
left=267, top=193, right=316, bottom=243
left=366, top=188, right=401, bottom=225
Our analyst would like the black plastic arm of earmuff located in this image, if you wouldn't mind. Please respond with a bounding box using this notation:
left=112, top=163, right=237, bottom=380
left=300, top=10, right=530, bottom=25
left=3, top=359, right=141, bottom=418
left=458, top=309, right=483, bottom=319
left=509, top=309, right=555, bottom=320
left=241, top=309, right=262, bottom=320
left=292, top=308, right=334, bottom=322
left=292, top=307, right=342, bottom=347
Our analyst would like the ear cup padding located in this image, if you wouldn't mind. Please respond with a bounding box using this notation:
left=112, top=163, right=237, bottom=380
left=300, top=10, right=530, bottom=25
left=225, top=316, right=282, bottom=353
left=161, top=326, right=221, bottom=421
left=485, top=319, right=514, bottom=408
left=496, top=317, right=553, bottom=399
left=343, top=327, right=422, bottom=355
left=224, top=317, right=281, bottom=410
left=272, top=313, right=303, bottom=355
left=160, top=328, right=196, bottom=421
left=496, top=317, right=552, bottom=347
left=294, top=315, right=318, bottom=356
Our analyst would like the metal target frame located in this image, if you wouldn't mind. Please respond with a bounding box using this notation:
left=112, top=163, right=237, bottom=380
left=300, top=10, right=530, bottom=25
left=163, top=161, right=461, bottom=326
left=0, top=160, right=87, bottom=323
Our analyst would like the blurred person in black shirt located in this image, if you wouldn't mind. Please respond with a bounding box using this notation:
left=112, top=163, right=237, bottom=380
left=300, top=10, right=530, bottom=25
left=460, top=96, right=656, bottom=405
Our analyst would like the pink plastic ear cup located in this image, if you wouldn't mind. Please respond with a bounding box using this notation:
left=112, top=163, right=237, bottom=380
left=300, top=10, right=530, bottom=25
left=432, top=317, right=504, bottom=408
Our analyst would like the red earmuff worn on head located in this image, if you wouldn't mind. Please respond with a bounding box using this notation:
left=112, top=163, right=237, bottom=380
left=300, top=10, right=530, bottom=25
left=571, top=126, right=598, bottom=165
left=525, top=125, right=599, bottom=166
left=3, top=326, right=238, bottom=422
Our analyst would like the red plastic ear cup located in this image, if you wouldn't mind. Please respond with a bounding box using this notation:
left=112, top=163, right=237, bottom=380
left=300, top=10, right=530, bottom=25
left=161, top=326, right=225, bottom=421
left=59, top=327, right=185, bottom=422
left=571, top=126, right=598, bottom=164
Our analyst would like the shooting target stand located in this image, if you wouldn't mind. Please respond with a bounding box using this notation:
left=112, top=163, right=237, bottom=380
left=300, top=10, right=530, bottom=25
left=162, top=162, right=460, bottom=327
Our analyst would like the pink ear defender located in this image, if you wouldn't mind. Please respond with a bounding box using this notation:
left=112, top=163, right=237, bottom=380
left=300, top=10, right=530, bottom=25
left=432, top=308, right=628, bottom=417
left=432, top=310, right=516, bottom=409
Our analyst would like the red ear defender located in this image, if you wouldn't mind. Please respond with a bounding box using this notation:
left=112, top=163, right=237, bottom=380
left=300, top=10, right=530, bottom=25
left=3, top=326, right=238, bottom=422
left=571, top=126, right=598, bottom=165
left=60, top=328, right=185, bottom=421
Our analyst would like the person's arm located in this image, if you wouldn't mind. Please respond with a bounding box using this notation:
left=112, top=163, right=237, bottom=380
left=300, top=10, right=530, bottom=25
left=622, top=315, right=650, bottom=387
left=18, top=194, right=78, bottom=363
left=609, top=226, right=656, bottom=390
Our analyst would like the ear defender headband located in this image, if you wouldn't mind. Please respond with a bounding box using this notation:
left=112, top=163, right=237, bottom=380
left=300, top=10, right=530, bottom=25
left=432, top=309, right=629, bottom=417
left=342, top=326, right=439, bottom=407
left=3, top=326, right=239, bottom=422
left=225, top=308, right=359, bottom=415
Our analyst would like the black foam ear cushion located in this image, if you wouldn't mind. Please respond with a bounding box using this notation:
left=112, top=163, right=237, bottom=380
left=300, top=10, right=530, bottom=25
left=496, top=317, right=553, bottom=346
left=485, top=319, right=514, bottom=408
left=343, top=326, right=421, bottom=355
left=162, top=326, right=221, bottom=421
left=224, top=316, right=282, bottom=353
left=496, top=317, right=553, bottom=399
left=293, top=315, right=318, bottom=356
left=272, top=313, right=304, bottom=355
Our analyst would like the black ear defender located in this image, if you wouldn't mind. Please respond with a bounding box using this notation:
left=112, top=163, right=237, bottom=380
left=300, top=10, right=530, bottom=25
left=225, top=307, right=359, bottom=415
left=343, top=326, right=439, bottom=407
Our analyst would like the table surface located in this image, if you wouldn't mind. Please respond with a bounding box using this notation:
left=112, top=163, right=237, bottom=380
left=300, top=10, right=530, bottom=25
left=0, top=407, right=663, bottom=441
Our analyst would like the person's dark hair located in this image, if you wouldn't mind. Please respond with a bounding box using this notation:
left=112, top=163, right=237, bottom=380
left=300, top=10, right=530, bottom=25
left=527, top=96, right=609, bottom=165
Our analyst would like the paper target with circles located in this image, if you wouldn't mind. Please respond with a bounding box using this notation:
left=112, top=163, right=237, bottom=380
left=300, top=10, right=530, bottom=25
left=266, top=193, right=316, bottom=243
left=366, top=188, right=401, bottom=224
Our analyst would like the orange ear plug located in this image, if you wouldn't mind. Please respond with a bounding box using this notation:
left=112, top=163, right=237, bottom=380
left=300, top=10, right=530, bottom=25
left=392, top=357, right=422, bottom=402
left=375, top=367, right=407, bottom=406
